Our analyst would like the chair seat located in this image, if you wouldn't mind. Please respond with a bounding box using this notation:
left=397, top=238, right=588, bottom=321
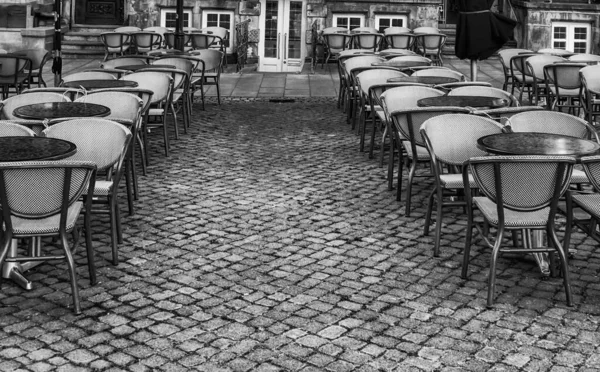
left=474, top=197, right=550, bottom=227
left=107, top=46, right=131, bottom=53
left=12, top=201, right=83, bottom=235
left=550, top=86, right=580, bottom=97
left=402, top=141, right=430, bottom=160
left=572, top=193, right=600, bottom=219
left=514, top=75, right=534, bottom=83
left=91, top=180, right=114, bottom=196
left=439, top=173, right=476, bottom=189
left=570, top=168, right=589, bottom=184
left=148, top=108, right=165, bottom=116
left=375, top=109, right=388, bottom=124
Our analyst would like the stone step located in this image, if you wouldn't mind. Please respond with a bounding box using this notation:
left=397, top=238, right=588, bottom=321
left=64, top=31, right=102, bottom=42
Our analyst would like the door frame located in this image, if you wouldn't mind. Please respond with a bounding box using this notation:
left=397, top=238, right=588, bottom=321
left=258, top=0, right=307, bottom=72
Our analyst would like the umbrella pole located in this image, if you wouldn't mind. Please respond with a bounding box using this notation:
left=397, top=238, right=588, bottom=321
left=470, top=59, right=478, bottom=81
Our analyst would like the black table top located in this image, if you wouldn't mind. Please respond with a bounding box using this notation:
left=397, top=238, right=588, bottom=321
left=13, top=102, right=111, bottom=120
left=63, top=79, right=138, bottom=89
left=418, top=95, right=510, bottom=109
left=115, top=64, right=176, bottom=71
left=477, top=132, right=600, bottom=156
left=372, top=61, right=430, bottom=68
left=387, top=76, right=459, bottom=85
left=0, top=136, right=77, bottom=162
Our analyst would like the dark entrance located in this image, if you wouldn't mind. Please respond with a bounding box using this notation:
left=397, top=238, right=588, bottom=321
left=75, top=0, right=124, bottom=25
left=441, top=0, right=459, bottom=25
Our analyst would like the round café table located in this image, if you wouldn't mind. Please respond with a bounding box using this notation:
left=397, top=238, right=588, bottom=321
left=477, top=132, right=600, bottom=157
left=418, top=95, right=510, bottom=109
left=0, top=136, right=77, bottom=291
left=13, top=102, right=111, bottom=121
left=114, top=64, right=176, bottom=72
left=371, top=61, right=430, bottom=68
left=63, top=79, right=138, bottom=90
left=387, top=76, right=459, bottom=85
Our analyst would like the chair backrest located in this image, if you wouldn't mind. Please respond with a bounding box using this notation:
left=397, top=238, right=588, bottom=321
left=380, top=85, right=444, bottom=119
left=62, top=71, right=117, bottom=83
left=579, top=155, right=600, bottom=192
left=322, top=27, right=347, bottom=34
left=412, top=67, right=465, bottom=81
left=164, top=32, right=176, bottom=48
left=379, top=49, right=418, bottom=58
left=0, top=161, right=96, bottom=220
left=508, top=110, right=599, bottom=141
left=0, top=121, right=36, bottom=136
left=343, top=55, right=384, bottom=79
left=537, top=48, right=573, bottom=56
left=384, top=33, right=415, bottom=50
left=114, top=26, right=141, bottom=33
left=322, top=33, right=353, bottom=52
left=580, top=64, right=600, bottom=94
left=43, top=118, right=132, bottom=171
left=91, top=88, right=153, bottom=116
left=1, top=92, right=69, bottom=120
left=543, top=63, right=585, bottom=90
left=132, top=32, right=163, bottom=52
left=448, top=86, right=519, bottom=107
left=121, top=71, right=172, bottom=104
left=470, top=106, right=546, bottom=125
left=143, top=26, right=169, bottom=40
left=356, top=69, right=408, bottom=97
left=412, top=26, right=439, bottom=34
left=100, top=32, right=131, bottom=52
left=190, top=33, right=218, bottom=49
left=154, top=57, right=194, bottom=77
left=202, top=26, right=228, bottom=39
left=13, top=49, right=50, bottom=71
left=0, top=54, right=30, bottom=78
left=510, top=53, right=538, bottom=78
left=21, top=87, right=83, bottom=101
left=75, top=91, right=143, bottom=124
left=468, top=155, right=575, bottom=212
left=568, top=53, right=600, bottom=63
left=191, top=49, right=223, bottom=72
left=351, top=27, right=379, bottom=34
left=498, top=48, right=533, bottom=72
left=525, top=54, right=566, bottom=81
left=391, top=107, right=471, bottom=150
left=384, top=27, right=411, bottom=35
left=435, top=81, right=492, bottom=91
left=101, top=56, right=149, bottom=69
left=421, top=113, right=504, bottom=166
left=352, top=33, right=383, bottom=51
left=416, top=33, right=446, bottom=51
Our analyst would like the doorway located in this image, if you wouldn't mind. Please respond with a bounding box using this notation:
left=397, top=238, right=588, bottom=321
left=75, top=0, right=124, bottom=25
left=440, top=0, right=459, bottom=25
left=258, top=0, right=306, bottom=72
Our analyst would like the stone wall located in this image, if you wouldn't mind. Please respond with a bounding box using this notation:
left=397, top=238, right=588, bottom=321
left=512, top=0, right=600, bottom=53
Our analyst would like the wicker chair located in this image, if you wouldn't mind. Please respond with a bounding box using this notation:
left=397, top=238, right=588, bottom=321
left=189, top=49, right=224, bottom=109
left=352, top=33, right=384, bottom=52
left=100, top=32, right=132, bottom=62
left=131, top=31, right=163, bottom=54
left=122, top=71, right=174, bottom=158
left=412, top=67, right=466, bottom=81
left=321, top=32, right=353, bottom=67
left=568, top=53, right=600, bottom=64
left=525, top=54, right=566, bottom=106
left=566, top=155, right=600, bottom=248
left=355, top=69, right=408, bottom=152
left=384, top=32, right=415, bottom=51
left=0, top=54, right=31, bottom=99
left=13, top=49, right=51, bottom=88
left=61, top=71, right=116, bottom=85
left=43, top=119, right=132, bottom=266
left=0, top=121, right=36, bottom=136
left=342, top=55, right=385, bottom=123
left=509, top=53, right=538, bottom=104
left=497, top=48, right=533, bottom=91
left=463, top=155, right=575, bottom=308
left=75, top=91, right=143, bottom=215
left=413, top=33, right=447, bottom=66
left=420, top=113, right=503, bottom=256
left=580, top=64, right=600, bottom=128
left=0, top=161, right=97, bottom=314
left=543, top=63, right=586, bottom=114
left=380, top=85, right=445, bottom=206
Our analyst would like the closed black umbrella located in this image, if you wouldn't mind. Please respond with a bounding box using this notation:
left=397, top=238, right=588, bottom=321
left=51, top=0, right=62, bottom=86
left=455, top=0, right=516, bottom=80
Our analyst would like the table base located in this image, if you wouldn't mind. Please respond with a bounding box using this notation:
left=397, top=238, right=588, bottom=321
left=1, top=238, right=43, bottom=291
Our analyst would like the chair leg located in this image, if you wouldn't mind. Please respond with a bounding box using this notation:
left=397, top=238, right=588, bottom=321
left=387, top=136, right=396, bottom=191
left=486, top=228, right=505, bottom=308
left=380, top=124, right=388, bottom=168
left=61, top=231, right=82, bottom=314
left=369, top=116, right=378, bottom=159
left=433, top=188, right=444, bottom=257
left=403, top=160, right=417, bottom=214
left=424, top=188, right=435, bottom=236
left=216, top=82, right=221, bottom=105
left=108, top=196, right=119, bottom=266
left=462, top=208, right=474, bottom=279
left=124, top=160, right=135, bottom=216
left=162, top=112, right=170, bottom=157
left=84, top=211, right=96, bottom=286
left=550, top=228, right=573, bottom=307
left=169, top=103, right=180, bottom=140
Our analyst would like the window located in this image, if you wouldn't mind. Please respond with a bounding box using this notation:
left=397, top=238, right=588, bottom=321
left=333, top=14, right=365, bottom=31
left=552, top=22, right=591, bottom=54
left=160, top=8, right=192, bottom=29
left=202, top=10, right=234, bottom=51
left=375, top=15, right=408, bottom=33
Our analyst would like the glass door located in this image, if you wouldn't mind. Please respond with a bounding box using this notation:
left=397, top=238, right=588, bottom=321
left=259, top=0, right=306, bottom=72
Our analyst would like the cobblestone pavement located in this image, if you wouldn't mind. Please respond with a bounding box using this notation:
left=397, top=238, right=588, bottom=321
left=1, top=96, right=600, bottom=372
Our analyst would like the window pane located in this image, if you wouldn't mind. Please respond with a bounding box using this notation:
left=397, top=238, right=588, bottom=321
left=379, top=18, right=390, bottom=31
left=553, top=41, right=566, bottom=49
left=349, top=17, right=361, bottom=30
left=165, top=13, right=177, bottom=28
left=553, top=26, right=566, bottom=39
left=574, top=27, right=587, bottom=40
left=574, top=42, right=587, bottom=53
left=392, top=18, right=403, bottom=27
left=219, top=14, right=231, bottom=29
left=336, top=17, right=348, bottom=29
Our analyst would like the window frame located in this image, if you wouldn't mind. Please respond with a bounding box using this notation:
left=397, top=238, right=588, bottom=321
left=201, top=9, right=235, bottom=52
left=551, top=21, right=591, bottom=54
left=159, top=8, right=193, bottom=29
left=374, top=14, right=409, bottom=33
left=332, top=13, right=365, bottom=31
